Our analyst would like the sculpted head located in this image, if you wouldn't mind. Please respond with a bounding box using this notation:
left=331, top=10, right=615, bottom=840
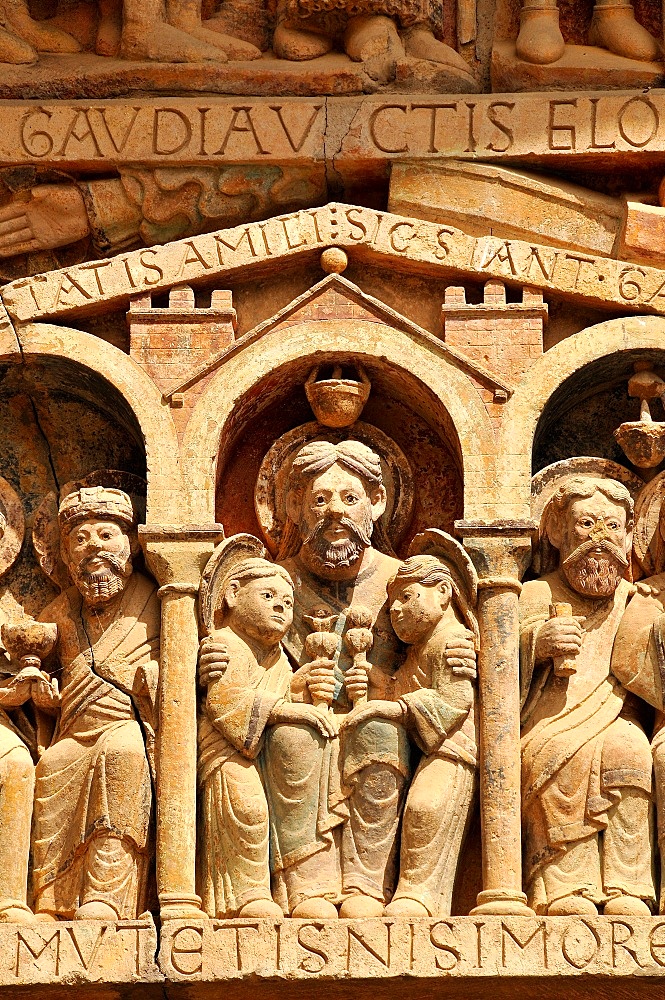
left=59, top=487, right=138, bottom=607
left=388, top=555, right=456, bottom=644
left=544, top=476, right=633, bottom=598
left=278, top=439, right=388, bottom=576
left=220, top=557, right=294, bottom=646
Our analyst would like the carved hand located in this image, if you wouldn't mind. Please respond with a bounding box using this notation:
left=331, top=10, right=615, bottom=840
left=0, top=185, right=90, bottom=258
left=267, top=701, right=337, bottom=738
left=535, top=615, right=585, bottom=662
left=199, top=637, right=230, bottom=687
left=339, top=699, right=405, bottom=730
left=30, top=674, right=61, bottom=714
left=444, top=629, right=477, bottom=678
left=0, top=674, right=34, bottom=707
left=306, top=658, right=336, bottom=706
left=344, top=663, right=369, bottom=703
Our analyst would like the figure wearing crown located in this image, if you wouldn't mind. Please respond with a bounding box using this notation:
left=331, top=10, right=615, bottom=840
left=31, top=485, right=159, bottom=922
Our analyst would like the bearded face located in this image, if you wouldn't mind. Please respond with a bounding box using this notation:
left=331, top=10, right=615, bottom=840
left=297, top=464, right=377, bottom=574
left=64, top=519, right=134, bottom=607
left=562, top=538, right=629, bottom=597
left=554, top=494, right=630, bottom=599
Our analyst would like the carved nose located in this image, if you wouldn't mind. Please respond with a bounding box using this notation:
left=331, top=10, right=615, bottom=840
left=590, top=521, right=609, bottom=541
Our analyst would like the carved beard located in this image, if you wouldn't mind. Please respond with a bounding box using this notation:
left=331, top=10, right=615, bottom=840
left=562, top=539, right=628, bottom=598
left=72, top=552, right=133, bottom=607
left=301, top=513, right=373, bottom=571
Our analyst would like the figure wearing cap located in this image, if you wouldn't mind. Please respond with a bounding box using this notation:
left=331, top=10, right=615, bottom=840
left=31, top=486, right=159, bottom=921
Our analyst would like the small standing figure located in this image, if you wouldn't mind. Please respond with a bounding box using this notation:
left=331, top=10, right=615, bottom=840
left=197, top=553, right=336, bottom=919
left=341, top=544, right=478, bottom=918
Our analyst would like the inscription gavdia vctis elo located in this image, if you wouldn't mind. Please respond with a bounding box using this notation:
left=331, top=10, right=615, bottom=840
left=0, top=919, right=159, bottom=986
left=158, top=916, right=665, bottom=980
left=5, top=205, right=665, bottom=325
left=3, top=91, right=665, bottom=169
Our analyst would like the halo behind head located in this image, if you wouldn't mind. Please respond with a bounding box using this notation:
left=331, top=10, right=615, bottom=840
left=531, top=458, right=642, bottom=576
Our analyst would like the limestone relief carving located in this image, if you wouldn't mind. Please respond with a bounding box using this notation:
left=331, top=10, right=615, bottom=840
left=28, top=478, right=158, bottom=922
left=0, top=0, right=262, bottom=65
left=0, top=0, right=479, bottom=91
left=492, top=0, right=664, bottom=89
left=197, top=367, right=479, bottom=919
left=0, top=166, right=325, bottom=276
left=521, top=460, right=655, bottom=917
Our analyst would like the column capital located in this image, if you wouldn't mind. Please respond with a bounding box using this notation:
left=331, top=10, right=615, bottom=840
left=455, top=520, right=537, bottom=581
left=139, top=524, right=224, bottom=589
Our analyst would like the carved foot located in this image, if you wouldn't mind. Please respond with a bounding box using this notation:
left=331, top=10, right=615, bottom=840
left=291, top=897, right=339, bottom=919
left=74, top=901, right=118, bottom=920
left=273, top=20, right=333, bottom=60
left=344, top=14, right=404, bottom=83
left=339, top=895, right=385, bottom=918
left=588, top=3, right=661, bottom=62
left=204, top=8, right=269, bottom=53
left=95, top=3, right=123, bottom=57
left=0, top=23, right=35, bottom=63
left=401, top=26, right=472, bottom=74
left=384, top=897, right=430, bottom=917
left=121, top=23, right=226, bottom=62
left=515, top=4, right=565, bottom=64
left=238, top=899, right=285, bottom=918
left=547, top=895, right=598, bottom=916
left=604, top=895, right=651, bottom=916
left=176, top=24, right=261, bottom=60
left=5, top=9, right=80, bottom=53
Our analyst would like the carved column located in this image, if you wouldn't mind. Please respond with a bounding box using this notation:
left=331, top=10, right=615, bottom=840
left=140, top=525, right=224, bottom=920
left=455, top=520, right=537, bottom=917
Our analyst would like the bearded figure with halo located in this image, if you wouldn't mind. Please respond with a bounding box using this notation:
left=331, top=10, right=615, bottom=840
left=520, top=470, right=655, bottom=919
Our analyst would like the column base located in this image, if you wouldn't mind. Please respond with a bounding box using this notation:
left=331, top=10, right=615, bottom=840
left=159, top=893, right=205, bottom=921
left=471, top=889, right=535, bottom=916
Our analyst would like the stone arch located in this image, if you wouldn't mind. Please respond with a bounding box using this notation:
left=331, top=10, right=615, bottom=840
left=182, top=318, right=497, bottom=524
left=16, top=323, right=184, bottom=523
left=499, top=315, right=665, bottom=520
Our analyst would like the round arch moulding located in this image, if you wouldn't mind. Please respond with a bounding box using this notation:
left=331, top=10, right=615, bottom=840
left=498, top=314, right=665, bottom=521
left=181, top=317, right=498, bottom=524
left=15, top=322, right=185, bottom=524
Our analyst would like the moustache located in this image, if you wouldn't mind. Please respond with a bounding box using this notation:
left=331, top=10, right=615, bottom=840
left=79, top=551, right=132, bottom=576
left=302, top=514, right=372, bottom=549
left=562, top=538, right=629, bottom=570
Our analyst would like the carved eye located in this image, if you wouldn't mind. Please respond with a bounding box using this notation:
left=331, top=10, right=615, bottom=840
left=345, top=494, right=358, bottom=504
left=579, top=518, right=594, bottom=529
left=314, top=495, right=326, bottom=506
left=284, top=597, right=293, bottom=609
left=76, top=533, right=86, bottom=543
left=608, top=521, right=619, bottom=531
left=262, top=591, right=273, bottom=600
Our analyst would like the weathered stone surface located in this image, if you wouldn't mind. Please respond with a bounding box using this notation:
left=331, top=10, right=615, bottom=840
left=0, top=918, right=159, bottom=986
left=8, top=204, right=665, bottom=326
left=159, top=915, right=665, bottom=979
left=2, top=92, right=665, bottom=169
